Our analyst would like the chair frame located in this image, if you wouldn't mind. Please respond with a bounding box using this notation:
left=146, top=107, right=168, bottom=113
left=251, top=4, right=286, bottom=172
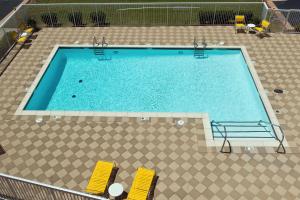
left=85, top=161, right=118, bottom=197
left=235, top=15, right=246, bottom=34
left=255, top=20, right=271, bottom=35
left=127, top=167, right=157, bottom=200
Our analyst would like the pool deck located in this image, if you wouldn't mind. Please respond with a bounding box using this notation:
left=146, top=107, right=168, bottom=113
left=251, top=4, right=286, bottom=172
left=0, top=26, right=300, bottom=199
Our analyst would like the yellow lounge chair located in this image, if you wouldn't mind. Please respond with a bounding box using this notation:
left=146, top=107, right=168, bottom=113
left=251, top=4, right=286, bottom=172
left=11, top=31, right=28, bottom=44
left=86, top=161, right=116, bottom=195
left=127, top=167, right=156, bottom=200
left=235, top=15, right=246, bottom=33
left=18, top=23, right=34, bottom=34
left=255, top=20, right=270, bottom=34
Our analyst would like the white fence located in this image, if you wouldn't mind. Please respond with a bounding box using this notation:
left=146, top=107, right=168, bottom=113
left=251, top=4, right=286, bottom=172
left=22, top=2, right=267, bottom=27
left=0, top=2, right=267, bottom=63
left=0, top=173, right=108, bottom=200
left=267, top=9, right=300, bottom=33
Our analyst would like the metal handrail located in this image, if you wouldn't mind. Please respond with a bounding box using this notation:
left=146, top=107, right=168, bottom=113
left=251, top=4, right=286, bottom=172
left=93, top=36, right=108, bottom=48
left=102, top=37, right=108, bottom=47
left=211, top=120, right=232, bottom=153
left=0, top=173, right=108, bottom=200
left=214, top=130, right=271, bottom=133
left=93, top=35, right=98, bottom=47
left=258, top=120, right=286, bottom=154
left=201, top=36, right=207, bottom=48
left=193, top=37, right=207, bottom=59
left=213, top=124, right=269, bottom=128
left=211, top=121, right=274, bottom=139
left=211, top=120, right=286, bottom=154
left=92, top=36, right=111, bottom=61
left=26, top=2, right=267, bottom=6
left=193, top=37, right=198, bottom=49
left=212, top=121, right=270, bottom=123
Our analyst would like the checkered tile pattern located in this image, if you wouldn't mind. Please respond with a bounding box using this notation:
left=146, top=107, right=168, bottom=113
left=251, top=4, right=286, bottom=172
left=0, top=26, right=300, bottom=199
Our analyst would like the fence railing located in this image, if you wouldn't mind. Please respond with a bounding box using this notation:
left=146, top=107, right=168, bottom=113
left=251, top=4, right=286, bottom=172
left=266, top=8, right=300, bottom=33
left=0, top=173, right=108, bottom=200
left=0, top=2, right=267, bottom=64
left=23, top=2, right=266, bottom=27
left=0, top=3, right=26, bottom=63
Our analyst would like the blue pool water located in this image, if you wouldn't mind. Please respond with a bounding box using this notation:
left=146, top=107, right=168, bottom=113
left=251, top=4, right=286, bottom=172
left=25, top=47, right=273, bottom=137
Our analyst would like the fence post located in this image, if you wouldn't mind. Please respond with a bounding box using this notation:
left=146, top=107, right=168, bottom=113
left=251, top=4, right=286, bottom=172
left=47, top=5, right=53, bottom=27
left=143, top=4, right=145, bottom=26
left=189, top=3, right=192, bottom=25
left=50, top=189, right=58, bottom=200
left=71, top=6, right=76, bottom=27
left=261, top=2, right=269, bottom=20
left=1, top=28, right=11, bottom=48
left=284, top=10, right=291, bottom=33
left=11, top=11, right=19, bottom=28
left=95, top=5, right=99, bottom=27
left=268, top=9, right=273, bottom=22
left=167, top=5, right=169, bottom=26
left=213, top=4, right=216, bottom=25
left=118, top=5, right=122, bottom=26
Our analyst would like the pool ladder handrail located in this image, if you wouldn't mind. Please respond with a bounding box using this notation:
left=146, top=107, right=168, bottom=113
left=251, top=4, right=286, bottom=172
left=211, top=120, right=286, bottom=154
left=211, top=120, right=232, bottom=153
left=93, top=36, right=111, bottom=60
left=193, top=37, right=206, bottom=59
left=93, top=35, right=108, bottom=47
left=93, top=36, right=103, bottom=55
left=258, top=120, right=286, bottom=154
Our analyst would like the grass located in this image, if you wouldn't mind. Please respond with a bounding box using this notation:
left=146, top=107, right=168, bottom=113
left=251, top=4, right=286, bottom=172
left=32, top=0, right=263, bottom=3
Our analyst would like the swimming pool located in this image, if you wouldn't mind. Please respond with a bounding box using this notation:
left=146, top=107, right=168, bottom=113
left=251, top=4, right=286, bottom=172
left=20, top=46, right=277, bottom=138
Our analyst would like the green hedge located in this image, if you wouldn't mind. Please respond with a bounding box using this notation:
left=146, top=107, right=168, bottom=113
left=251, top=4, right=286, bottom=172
left=198, top=10, right=261, bottom=25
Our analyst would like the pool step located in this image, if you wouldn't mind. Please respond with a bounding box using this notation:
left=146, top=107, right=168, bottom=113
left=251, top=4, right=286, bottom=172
left=93, top=49, right=111, bottom=61
left=98, top=57, right=112, bottom=61
left=194, top=49, right=206, bottom=59
left=94, top=48, right=105, bottom=56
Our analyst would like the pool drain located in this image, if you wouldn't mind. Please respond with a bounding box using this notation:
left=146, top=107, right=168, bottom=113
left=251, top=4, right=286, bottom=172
left=274, top=88, right=284, bottom=94
left=79, top=80, right=83, bottom=83
left=72, top=95, right=76, bottom=98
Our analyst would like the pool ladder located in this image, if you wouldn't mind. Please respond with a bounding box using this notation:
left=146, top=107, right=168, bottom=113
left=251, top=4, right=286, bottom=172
left=193, top=37, right=207, bottom=59
left=93, top=36, right=111, bottom=61
left=211, top=120, right=286, bottom=154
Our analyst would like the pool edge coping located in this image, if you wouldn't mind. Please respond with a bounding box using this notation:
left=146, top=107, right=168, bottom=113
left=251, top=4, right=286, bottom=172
left=15, top=44, right=288, bottom=148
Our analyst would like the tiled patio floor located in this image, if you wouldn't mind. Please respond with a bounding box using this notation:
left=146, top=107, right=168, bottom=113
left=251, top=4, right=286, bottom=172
left=0, top=26, right=300, bottom=199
